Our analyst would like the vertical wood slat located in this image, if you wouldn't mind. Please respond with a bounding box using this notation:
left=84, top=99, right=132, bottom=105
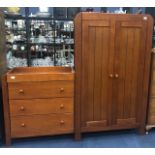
left=81, top=21, right=89, bottom=126
left=130, top=29, right=140, bottom=119
left=101, top=28, right=110, bottom=122
left=136, top=22, right=147, bottom=125
left=87, top=26, right=95, bottom=122
left=123, top=28, right=134, bottom=119
left=74, top=13, right=82, bottom=140
left=114, top=22, right=128, bottom=120
left=93, top=27, right=103, bottom=121
left=108, top=20, right=115, bottom=125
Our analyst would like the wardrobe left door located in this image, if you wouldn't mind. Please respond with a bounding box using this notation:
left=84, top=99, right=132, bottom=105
left=75, top=16, right=115, bottom=133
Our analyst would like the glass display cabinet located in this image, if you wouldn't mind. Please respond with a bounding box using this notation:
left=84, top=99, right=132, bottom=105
left=5, top=18, right=28, bottom=68
left=3, top=7, right=79, bottom=69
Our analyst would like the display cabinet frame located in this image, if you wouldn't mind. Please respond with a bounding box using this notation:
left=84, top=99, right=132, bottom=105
left=4, top=7, right=78, bottom=68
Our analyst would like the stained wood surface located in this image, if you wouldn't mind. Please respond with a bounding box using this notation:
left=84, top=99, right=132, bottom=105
left=75, top=13, right=153, bottom=137
left=10, top=98, right=73, bottom=116
left=7, top=67, right=74, bottom=82
left=2, top=66, right=74, bottom=144
left=8, top=81, right=74, bottom=99
left=11, top=113, right=73, bottom=138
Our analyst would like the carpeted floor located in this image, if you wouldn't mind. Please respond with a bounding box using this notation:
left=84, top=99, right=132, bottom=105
left=1, top=129, right=155, bottom=148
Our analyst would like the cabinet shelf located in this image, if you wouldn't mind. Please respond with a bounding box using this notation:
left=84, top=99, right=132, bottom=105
left=5, top=7, right=78, bottom=68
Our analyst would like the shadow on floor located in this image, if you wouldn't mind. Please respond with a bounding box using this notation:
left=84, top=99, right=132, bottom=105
left=1, top=128, right=155, bottom=148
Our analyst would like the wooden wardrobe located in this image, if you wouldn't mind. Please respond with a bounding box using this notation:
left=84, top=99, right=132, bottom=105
left=74, top=13, right=153, bottom=140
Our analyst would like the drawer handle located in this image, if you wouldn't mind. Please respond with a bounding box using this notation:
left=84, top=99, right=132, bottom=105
left=20, top=106, right=25, bottom=111
left=60, top=120, right=65, bottom=125
left=21, top=123, right=26, bottom=127
left=19, top=89, right=24, bottom=94
left=60, top=88, right=64, bottom=92
left=60, top=104, right=64, bottom=109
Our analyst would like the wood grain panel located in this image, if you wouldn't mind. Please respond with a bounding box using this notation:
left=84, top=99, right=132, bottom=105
left=101, top=27, right=111, bottom=123
left=10, top=98, right=73, bottom=116
left=114, top=21, right=146, bottom=125
left=81, top=20, right=113, bottom=127
left=86, top=26, right=95, bottom=123
left=81, top=21, right=90, bottom=126
left=93, top=27, right=103, bottom=121
left=11, top=113, right=73, bottom=138
left=8, top=81, right=74, bottom=99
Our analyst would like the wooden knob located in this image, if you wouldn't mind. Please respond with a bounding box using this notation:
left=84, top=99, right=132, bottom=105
left=20, top=106, right=25, bottom=111
left=60, top=104, right=64, bottom=109
left=60, top=120, right=65, bottom=125
left=115, top=74, right=119, bottom=78
left=19, top=89, right=24, bottom=94
left=109, top=74, right=114, bottom=78
left=10, top=76, right=16, bottom=80
left=21, top=123, right=25, bottom=127
left=60, top=88, right=64, bottom=92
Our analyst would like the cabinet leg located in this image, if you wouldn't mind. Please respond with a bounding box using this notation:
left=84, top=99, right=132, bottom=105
left=75, top=132, right=81, bottom=141
left=138, top=126, right=146, bottom=135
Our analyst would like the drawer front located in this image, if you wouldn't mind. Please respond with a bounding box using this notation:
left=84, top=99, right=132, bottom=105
left=10, top=98, right=73, bottom=116
left=8, top=81, right=74, bottom=99
left=11, top=113, right=73, bottom=138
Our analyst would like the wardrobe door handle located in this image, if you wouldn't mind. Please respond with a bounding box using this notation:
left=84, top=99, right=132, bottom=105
left=109, top=74, right=114, bottom=78
left=115, top=74, right=119, bottom=78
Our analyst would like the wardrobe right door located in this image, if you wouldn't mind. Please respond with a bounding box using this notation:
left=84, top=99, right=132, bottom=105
left=113, top=16, right=153, bottom=130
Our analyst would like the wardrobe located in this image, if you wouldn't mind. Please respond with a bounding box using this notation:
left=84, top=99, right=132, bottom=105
left=74, top=13, right=153, bottom=140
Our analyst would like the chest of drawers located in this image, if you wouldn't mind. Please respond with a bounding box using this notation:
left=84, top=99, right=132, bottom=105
left=2, top=67, right=74, bottom=145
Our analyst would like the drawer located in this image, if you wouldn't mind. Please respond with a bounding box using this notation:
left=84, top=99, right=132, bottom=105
left=11, top=113, right=73, bottom=138
left=10, top=98, right=73, bottom=116
left=8, top=81, right=74, bottom=99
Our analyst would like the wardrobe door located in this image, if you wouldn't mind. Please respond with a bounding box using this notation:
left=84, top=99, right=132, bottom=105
left=113, top=16, right=153, bottom=128
left=78, top=20, right=115, bottom=131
